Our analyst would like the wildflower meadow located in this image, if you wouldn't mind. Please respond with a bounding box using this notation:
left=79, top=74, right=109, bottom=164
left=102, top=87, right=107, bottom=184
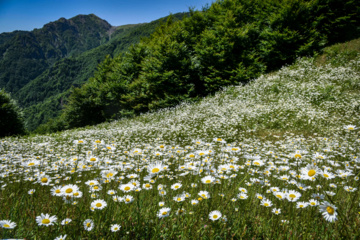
left=1, top=48, right=360, bottom=239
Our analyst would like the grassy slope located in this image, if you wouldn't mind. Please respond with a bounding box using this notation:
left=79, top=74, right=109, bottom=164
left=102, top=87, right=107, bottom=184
left=0, top=39, right=359, bottom=240
left=57, top=38, right=360, bottom=142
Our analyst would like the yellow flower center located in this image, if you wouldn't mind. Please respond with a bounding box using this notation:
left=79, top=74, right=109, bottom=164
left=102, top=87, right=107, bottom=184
left=126, top=198, right=130, bottom=202
left=42, top=219, right=50, bottom=224
left=276, top=195, right=282, bottom=199
left=41, top=177, right=48, bottom=183
left=74, top=192, right=79, bottom=196
left=213, top=215, right=218, bottom=219
left=264, top=203, right=269, bottom=206
left=124, top=186, right=130, bottom=191
left=308, top=170, right=316, bottom=177
left=86, top=223, right=91, bottom=227
left=162, top=211, right=167, bottom=215
left=205, top=180, right=211, bottom=183
left=65, top=188, right=73, bottom=193
left=152, top=168, right=160, bottom=173
left=106, top=173, right=113, bottom=178
left=175, top=186, right=179, bottom=189
left=90, top=158, right=96, bottom=162
left=294, top=154, right=302, bottom=158
left=55, top=189, right=61, bottom=193
left=189, top=154, right=195, bottom=158
left=94, top=186, right=99, bottom=190
left=3, top=224, right=10, bottom=228
left=28, top=163, right=35, bottom=166
left=289, top=194, right=296, bottom=199
left=323, top=174, right=329, bottom=178
left=258, top=196, right=263, bottom=199
left=326, top=206, right=334, bottom=215
left=177, top=198, right=182, bottom=201
left=145, top=184, right=151, bottom=188
left=96, top=203, right=102, bottom=207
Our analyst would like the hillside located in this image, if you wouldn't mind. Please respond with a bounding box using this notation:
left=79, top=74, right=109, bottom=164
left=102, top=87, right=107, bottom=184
left=0, top=39, right=359, bottom=239
left=0, top=13, right=186, bottom=131
left=52, top=0, right=359, bottom=133
left=0, top=14, right=113, bottom=93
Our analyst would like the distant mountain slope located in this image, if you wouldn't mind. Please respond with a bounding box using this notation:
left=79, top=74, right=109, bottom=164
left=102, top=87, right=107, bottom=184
left=11, top=13, right=187, bottom=131
left=0, top=14, right=112, bottom=93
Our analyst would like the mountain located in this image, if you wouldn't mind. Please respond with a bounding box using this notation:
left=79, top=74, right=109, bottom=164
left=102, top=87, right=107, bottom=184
left=0, top=13, right=186, bottom=131
left=0, top=14, right=113, bottom=94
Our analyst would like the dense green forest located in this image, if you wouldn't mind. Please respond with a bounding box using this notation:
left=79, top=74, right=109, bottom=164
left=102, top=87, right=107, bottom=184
left=0, top=13, right=187, bottom=131
left=40, top=0, right=358, bottom=133
left=0, top=89, right=26, bottom=137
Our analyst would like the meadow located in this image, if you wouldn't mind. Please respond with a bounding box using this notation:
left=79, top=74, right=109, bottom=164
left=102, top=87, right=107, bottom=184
left=0, top=41, right=360, bottom=239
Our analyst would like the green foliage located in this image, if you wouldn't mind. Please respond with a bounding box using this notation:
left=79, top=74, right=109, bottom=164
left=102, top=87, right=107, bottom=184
left=3, top=13, right=187, bottom=132
left=0, top=14, right=113, bottom=94
left=59, top=0, right=359, bottom=130
left=0, top=89, right=26, bottom=137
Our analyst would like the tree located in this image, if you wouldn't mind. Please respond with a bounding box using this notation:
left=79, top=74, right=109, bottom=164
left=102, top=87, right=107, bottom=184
left=0, top=89, right=26, bottom=137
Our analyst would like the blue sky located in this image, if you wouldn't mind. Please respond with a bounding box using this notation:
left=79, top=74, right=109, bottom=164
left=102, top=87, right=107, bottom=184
left=0, top=0, right=214, bottom=33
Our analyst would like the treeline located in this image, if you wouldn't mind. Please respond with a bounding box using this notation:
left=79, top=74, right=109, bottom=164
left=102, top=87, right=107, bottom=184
left=11, top=13, right=187, bottom=131
left=0, top=89, right=26, bottom=137
left=38, top=0, right=360, bottom=133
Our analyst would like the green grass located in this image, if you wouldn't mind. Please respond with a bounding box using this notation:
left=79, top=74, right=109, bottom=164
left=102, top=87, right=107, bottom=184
left=0, top=39, right=360, bottom=239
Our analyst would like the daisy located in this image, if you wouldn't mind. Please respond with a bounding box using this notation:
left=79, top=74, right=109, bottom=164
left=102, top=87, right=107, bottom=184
left=173, top=194, right=186, bottom=202
left=157, top=207, right=171, bottom=218
left=107, top=190, right=117, bottom=195
left=0, top=220, right=17, bottom=229
left=61, top=218, right=72, bottom=225
left=147, top=162, right=164, bottom=175
left=159, top=201, right=165, bottom=207
left=308, top=199, right=319, bottom=207
left=61, top=184, right=79, bottom=196
left=300, top=164, right=320, bottom=180
left=201, top=175, right=216, bottom=184
left=91, top=199, right=107, bottom=210
left=344, top=125, right=357, bottom=131
left=36, top=213, right=57, bottom=227
left=273, top=191, right=286, bottom=200
left=54, top=234, right=67, bottom=240
left=287, top=190, right=301, bottom=202
left=171, top=183, right=182, bottom=190
left=272, top=208, right=281, bottom=215
left=102, top=169, right=118, bottom=179
left=119, top=183, right=134, bottom=193
left=261, top=199, right=273, bottom=207
left=143, top=183, right=153, bottom=190
left=318, top=170, right=333, bottom=180
left=319, top=201, right=338, bottom=222
left=296, top=202, right=309, bottom=209
left=124, top=195, right=134, bottom=204
left=238, top=193, right=248, bottom=200
left=50, top=185, right=63, bottom=197
left=111, top=224, right=121, bottom=232
left=38, top=174, right=51, bottom=186
left=176, top=208, right=186, bottom=215
left=256, top=193, right=264, bottom=200
left=28, top=189, right=36, bottom=195
left=85, top=180, right=99, bottom=186
left=198, top=191, right=210, bottom=199
left=84, top=219, right=94, bottom=231
left=191, top=199, right=199, bottom=205
left=209, top=210, right=222, bottom=221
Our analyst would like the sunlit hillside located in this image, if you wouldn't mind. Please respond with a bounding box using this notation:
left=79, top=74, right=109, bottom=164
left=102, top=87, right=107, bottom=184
left=0, top=39, right=359, bottom=239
